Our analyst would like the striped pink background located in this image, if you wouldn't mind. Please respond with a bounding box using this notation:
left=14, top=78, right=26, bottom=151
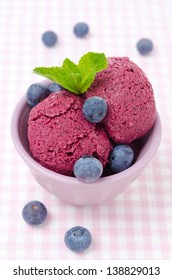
left=0, top=0, right=172, bottom=259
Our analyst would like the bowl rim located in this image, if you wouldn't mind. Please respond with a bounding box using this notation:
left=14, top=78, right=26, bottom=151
left=11, top=94, right=162, bottom=187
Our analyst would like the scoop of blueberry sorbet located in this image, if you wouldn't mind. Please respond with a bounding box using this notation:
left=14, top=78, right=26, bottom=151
left=27, top=57, right=156, bottom=176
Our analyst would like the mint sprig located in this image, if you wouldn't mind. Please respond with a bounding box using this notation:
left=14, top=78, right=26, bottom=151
left=33, top=52, right=108, bottom=94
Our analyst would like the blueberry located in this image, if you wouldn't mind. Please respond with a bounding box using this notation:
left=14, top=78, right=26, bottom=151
left=73, top=22, right=89, bottom=38
left=64, top=226, right=92, bottom=252
left=22, top=201, right=47, bottom=226
left=73, top=156, right=103, bottom=182
left=136, top=38, right=153, bottom=55
left=26, top=83, right=50, bottom=107
left=49, top=82, right=63, bottom=93
left=109, top=145, right=134, bottom=173
left=83, top=96, right=108, bottom=123
left=42, top=31, right=58, bottom=47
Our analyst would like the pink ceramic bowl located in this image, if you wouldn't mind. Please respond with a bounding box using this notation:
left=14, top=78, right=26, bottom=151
left=11, top=95, right=162, bottom=205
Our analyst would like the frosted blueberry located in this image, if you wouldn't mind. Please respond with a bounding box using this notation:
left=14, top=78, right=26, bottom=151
left=73, top=22, right=89, bottom=38
left=136, top=38, right=153, bottom=55
left=109, top=145, right=134, bottom=173
left=49, top=82, right=63, bottom=93
left=64, top=226, right=92, bottom=252
left=42, top=31, right=58, bottom=47
left=83, top=96, right=108, bottom=123
left=26, top=83, right=50, bottom=107
left=73, top=156, right=103, bottom=182
left=22, top=201, right=47, bottom=226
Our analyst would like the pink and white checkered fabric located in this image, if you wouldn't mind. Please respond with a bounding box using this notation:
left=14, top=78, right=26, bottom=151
left=0, top=0, right=172, bottom=260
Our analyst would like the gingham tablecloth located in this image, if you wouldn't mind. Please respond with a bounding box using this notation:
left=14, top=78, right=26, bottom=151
left=0, top=0, right=172, bottom=260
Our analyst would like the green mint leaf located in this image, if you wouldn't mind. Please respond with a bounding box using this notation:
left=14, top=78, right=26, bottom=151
left=78, top=52, right=108, bottom=74
left=78, top=52, right=108, bottom=92
left=61, top=58, right=83, bottom=93
left=64, top=73, right=82, bottom=94
left=62, top=58, right=80, bottom=74
left=33, top=65, right=82, bottom=93
left=33, top=66, right=66, bottom=85
left=79, top=70, right=96, bottom=93
left=33, top=52, right=108, bottom=94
